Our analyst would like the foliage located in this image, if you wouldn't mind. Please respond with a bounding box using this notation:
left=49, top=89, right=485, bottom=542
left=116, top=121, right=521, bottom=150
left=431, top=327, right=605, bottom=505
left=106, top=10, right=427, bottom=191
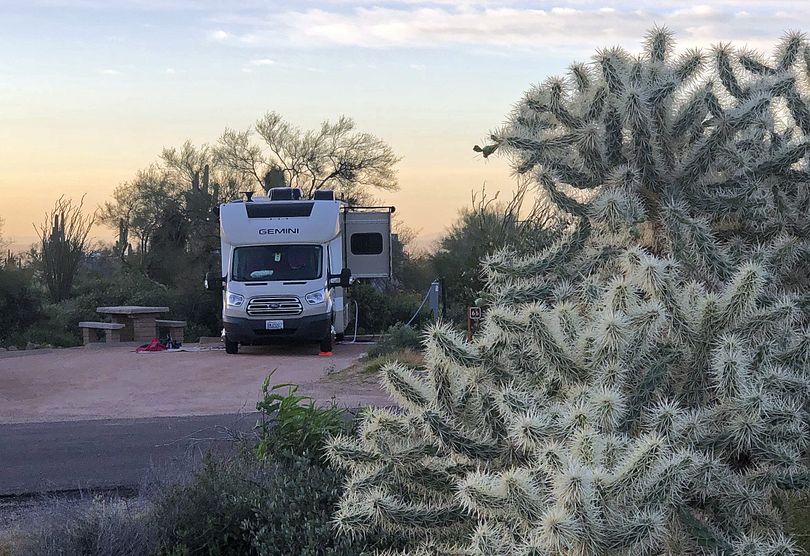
left=0, top=267, right=43, bottom=347
left=150, top=455, right=256, bottom=555
left=22, top=496, right=155, bottom=556
left=35, top=195, right=95, bottom=302
left=330, top=30, right=810, bottom=555
left=98, top=140, right=251, bottom=297
left=349, top=281, right=432, bottom=335
left=431, top=183, right=565, bottom=321
left=786, top=492, right=810, bottom=553
left=19, top=254, right=219, bottom=347
left=477, top=28, right=810, bottom=297
left=255, top=372, right=347, bottom=462
left=0, top=268, right=44, bottom=346
left=216, top=112, right=400, bottom=203
left=391, top=220, right=434, bottom=294
left=246, top=453, right=404, bottom=555
left=368, top=323, right=423, bottom=358
left=148, top=450, right=400, bottom=556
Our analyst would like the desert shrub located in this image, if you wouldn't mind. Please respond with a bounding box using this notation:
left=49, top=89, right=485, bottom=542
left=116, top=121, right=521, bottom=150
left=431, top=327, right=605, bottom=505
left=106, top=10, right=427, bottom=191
left=150, top=452, right=396, bottom=556
left=0, top=268, right=43, bottom=347
left=149, top=455, right=255, bottom=555
left=349, top=281, right=431, bottom=335
left=787, top=492, right=810, bottom=554
left=27, top=258, right=220, bottom=346
left=22, top=496, right=155, bottom=556
left=255, top=373, right=347, bottom=462
left=367, top=323, right=423, bottom=358
left=245, top=454, right=404, bottom=555
left=431, top=184, right=565, bottom=321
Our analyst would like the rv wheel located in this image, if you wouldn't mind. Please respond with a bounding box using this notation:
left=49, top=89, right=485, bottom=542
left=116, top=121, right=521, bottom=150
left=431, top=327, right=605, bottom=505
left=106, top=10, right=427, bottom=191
left=319, top=334, right=333, bottom=354
left=335, top=333, right=345, bottom=342
left=225, top=337, right=239, bottom=354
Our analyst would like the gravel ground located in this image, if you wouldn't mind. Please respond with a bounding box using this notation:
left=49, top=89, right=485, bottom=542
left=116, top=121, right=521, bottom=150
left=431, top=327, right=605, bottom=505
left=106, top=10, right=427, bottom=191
left=0, top=342, right=387, bottom=424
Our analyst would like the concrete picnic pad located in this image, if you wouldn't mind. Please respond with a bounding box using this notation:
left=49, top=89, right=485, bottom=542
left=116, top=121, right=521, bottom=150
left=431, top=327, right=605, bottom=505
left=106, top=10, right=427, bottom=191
left=0, top=343, right=388, bottom=424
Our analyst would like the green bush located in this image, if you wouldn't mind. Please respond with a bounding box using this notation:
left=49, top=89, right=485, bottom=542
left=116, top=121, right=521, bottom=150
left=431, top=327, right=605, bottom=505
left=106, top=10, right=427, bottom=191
left=245, top=454, right=399, bottom=556
left=367, top=323, right=422, bottom=358
left=787, top=492, right=810, bottom=554
left=21, top=260, right=220, bottom=346
left=19, top=451, right=400, bottom=556
left=348, top=282, right=430, bottom=334
left=430, top=185, right=564, bottom=322
left=150, top=452, right=398, bottom=556
left=149, top=455, right=255, bottom=555
left=255, top=372, right=347, bottom=462
left=0, top=267, right=43, bottom=348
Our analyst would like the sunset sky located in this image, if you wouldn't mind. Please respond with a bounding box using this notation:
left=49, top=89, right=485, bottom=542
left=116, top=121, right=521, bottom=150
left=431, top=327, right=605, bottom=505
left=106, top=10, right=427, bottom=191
left=0, top=0, right=805, bottom=250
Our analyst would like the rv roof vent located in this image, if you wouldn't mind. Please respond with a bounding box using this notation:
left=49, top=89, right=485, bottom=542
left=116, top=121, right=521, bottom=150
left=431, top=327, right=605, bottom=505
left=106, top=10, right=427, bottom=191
left=313, top=189, right=335, bottom=201
left=268, top=187, right=302, bottom=201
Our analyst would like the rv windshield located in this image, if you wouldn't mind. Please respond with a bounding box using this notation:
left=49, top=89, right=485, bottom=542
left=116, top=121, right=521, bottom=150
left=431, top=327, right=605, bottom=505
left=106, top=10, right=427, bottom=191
left=232, top=245, right=322, bottom=282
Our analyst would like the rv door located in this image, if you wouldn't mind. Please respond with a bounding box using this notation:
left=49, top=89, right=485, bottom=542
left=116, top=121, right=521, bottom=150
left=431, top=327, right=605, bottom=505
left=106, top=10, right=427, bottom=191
left=343, top=210, right=392, bottom=279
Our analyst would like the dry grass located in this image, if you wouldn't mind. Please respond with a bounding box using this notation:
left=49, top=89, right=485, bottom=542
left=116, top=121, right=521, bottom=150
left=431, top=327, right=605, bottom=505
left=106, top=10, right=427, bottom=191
left=327, top=349, right=424, bottom=385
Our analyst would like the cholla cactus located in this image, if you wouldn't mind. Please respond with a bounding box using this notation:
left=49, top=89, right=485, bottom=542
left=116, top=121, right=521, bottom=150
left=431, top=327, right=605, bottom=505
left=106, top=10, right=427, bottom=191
left=328, top=30, right=810, bottom=555
left=476, top=28, right=810, bottom=295
left=329, top=240, right=809, bottom=554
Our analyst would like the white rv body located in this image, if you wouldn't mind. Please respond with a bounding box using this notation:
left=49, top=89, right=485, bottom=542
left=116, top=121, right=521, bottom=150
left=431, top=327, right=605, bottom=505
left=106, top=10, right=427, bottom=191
left=214, top=189, right=392, bottom=353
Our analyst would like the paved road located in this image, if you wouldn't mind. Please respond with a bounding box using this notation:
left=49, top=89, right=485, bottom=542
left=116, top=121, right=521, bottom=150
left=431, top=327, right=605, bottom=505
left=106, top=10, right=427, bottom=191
left=0, top=413, right=259, bottom=496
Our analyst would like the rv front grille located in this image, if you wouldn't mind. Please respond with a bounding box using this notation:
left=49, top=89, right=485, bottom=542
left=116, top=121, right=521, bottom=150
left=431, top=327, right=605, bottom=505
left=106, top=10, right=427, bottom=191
left=246, top=296, right=303, bottom=317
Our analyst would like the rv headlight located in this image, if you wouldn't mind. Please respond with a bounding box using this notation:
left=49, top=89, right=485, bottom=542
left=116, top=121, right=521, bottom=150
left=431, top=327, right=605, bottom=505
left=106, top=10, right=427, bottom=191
left=226, top=292, right=245, bottom=308
left=305, top=289, right=326, bottom=305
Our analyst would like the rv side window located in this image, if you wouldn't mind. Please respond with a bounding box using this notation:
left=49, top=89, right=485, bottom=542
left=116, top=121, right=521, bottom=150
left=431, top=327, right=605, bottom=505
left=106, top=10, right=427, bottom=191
left=350, top=233, right=383, bottom=255
left=232, top=245, right=322, bottom=282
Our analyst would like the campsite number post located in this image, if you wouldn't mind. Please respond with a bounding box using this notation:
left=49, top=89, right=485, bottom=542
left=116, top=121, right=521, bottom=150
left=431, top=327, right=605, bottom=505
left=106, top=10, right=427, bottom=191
left=467, top=306, right=482, bottom=340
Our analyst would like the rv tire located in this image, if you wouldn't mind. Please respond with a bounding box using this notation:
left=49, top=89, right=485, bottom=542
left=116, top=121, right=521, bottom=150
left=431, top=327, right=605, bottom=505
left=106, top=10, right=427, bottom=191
left=225, top=337, right=239, bottom=354
left=335, top=333, right=345, bottom=342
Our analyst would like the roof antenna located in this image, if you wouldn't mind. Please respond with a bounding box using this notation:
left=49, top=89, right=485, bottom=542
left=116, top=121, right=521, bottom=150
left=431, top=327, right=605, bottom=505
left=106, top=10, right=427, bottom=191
left=242, top=191, right=254, bottom=202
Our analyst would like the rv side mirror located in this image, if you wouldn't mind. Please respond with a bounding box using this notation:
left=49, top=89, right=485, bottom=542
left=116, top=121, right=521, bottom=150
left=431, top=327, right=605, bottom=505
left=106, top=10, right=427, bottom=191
left=205, top=270, right=224, bottom=292
left=328, top=268, right=352, bottom=288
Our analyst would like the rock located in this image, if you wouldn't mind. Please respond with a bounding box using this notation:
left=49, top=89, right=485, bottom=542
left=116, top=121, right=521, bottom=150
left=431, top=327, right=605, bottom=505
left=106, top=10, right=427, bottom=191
left=8, top=345, right=18, bottom=351
left=44, top=343, right=54, bottom=349
left=26, top=342, right=41, bottom=350
left=0, top=347, right=7, bottom=352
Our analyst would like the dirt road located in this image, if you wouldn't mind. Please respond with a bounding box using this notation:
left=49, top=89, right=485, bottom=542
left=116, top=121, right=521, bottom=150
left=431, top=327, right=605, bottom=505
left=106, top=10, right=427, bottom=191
left=0, top=343, right=387, bottom=424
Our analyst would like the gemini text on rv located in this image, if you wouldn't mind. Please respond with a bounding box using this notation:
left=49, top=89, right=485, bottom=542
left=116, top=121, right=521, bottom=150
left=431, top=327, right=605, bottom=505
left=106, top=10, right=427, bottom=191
left=258, top=228, right=300, bottom=235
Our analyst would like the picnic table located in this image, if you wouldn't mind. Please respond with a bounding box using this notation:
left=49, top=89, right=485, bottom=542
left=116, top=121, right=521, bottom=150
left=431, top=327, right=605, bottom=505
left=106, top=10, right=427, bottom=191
left=96, top=306, right=170, bottom=343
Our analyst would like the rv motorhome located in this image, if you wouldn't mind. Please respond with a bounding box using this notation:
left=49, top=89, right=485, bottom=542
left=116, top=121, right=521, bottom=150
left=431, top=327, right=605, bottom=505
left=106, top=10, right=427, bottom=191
left=206, top=188, right=393, bottom=354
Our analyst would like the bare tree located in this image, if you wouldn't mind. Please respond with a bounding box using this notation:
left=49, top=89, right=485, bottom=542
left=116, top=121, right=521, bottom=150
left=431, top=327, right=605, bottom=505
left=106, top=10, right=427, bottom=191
left=160, top=140, right=249, bottom=202
left=35, top=196, right=95, bottom=301
left=216, top=112, right=400, bottom=202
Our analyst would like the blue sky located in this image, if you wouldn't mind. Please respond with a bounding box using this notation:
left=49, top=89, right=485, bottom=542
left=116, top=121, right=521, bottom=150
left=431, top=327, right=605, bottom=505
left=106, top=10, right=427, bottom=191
left=0, top=0, right=806, bottom=248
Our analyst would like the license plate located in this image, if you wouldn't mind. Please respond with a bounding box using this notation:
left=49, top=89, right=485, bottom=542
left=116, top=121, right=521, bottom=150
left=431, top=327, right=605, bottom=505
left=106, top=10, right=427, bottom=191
left=265, top=320, right=284, bottom=330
